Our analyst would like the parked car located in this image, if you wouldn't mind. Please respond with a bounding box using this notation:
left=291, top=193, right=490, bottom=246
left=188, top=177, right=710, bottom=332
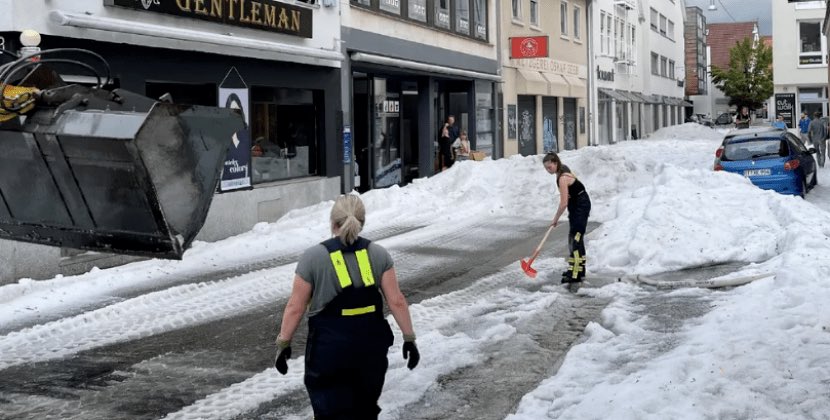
left=714, top=112, right=733, bottom=126
left=713, top=127, right=818, bottom=197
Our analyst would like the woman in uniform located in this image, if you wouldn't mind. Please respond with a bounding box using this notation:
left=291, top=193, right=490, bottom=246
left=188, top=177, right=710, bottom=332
left=274, top=194, right=419, bottom=420
left=543, top=152, right=592, bottom=284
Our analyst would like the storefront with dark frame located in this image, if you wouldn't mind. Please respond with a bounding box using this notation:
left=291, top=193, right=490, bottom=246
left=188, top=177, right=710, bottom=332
left=343, top=0, right=499, bottom=191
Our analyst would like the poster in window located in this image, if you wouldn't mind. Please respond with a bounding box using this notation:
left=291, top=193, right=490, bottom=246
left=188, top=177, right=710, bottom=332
left=507, top=104, right=517, bottom=139
left=474, top=0, right=487, bottom=39
left=409, top=0, right=427, bottom=22
left=456, top=0, right=470, bottom=35
left=775, top=93, right=796, bottom=128
left=380, top=0, right=401, bottom=14
left=435, top=0, right=450, bottom=29
left=218, top=68, right=252, bottom=192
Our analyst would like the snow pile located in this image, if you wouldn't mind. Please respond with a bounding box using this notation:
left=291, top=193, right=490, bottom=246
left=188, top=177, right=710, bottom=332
left=647, top=122, right=726, bottom=141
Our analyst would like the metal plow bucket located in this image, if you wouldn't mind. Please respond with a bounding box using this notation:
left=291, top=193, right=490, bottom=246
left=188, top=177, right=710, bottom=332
left=0, top=89, right=244, bottom=259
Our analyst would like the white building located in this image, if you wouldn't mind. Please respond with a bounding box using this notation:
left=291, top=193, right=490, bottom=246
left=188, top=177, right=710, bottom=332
left=588, top=0, right=687, bottom=145
left=773, top=0, right=828, bottom=123
left=640, top=0, right=688, bottom=135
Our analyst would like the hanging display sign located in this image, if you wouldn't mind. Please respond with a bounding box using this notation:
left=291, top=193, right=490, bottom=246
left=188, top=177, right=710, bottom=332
left=106, top=0, right=313, bottom=38
left=774, top=93, right=796, bottom=129
left=218, top=67, right=253, bottom=192
left=510, top=36, right=549, bottom=59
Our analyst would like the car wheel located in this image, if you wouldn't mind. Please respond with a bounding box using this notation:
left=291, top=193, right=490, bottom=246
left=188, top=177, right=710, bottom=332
left=812, top=170, right=818, bottom=189
left=801, top=178, right=808, bottom=198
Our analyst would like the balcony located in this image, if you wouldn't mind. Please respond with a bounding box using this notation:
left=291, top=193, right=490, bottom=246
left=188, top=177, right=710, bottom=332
left=613, top=0, right=635, bottom=10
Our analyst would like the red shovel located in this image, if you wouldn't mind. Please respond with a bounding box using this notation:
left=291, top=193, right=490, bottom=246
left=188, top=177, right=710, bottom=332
left=520, top=225, right=555, bottom=278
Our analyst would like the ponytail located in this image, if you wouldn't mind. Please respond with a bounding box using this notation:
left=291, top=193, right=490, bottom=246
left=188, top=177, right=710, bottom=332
left=330, top=194, right=366, bottom=245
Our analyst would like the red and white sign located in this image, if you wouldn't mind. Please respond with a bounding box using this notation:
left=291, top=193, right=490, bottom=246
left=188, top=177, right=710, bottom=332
left=510, top=36, right=549, bottom=59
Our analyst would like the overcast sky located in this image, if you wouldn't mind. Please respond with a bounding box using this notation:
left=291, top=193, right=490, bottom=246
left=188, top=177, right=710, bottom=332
left=684, top=0, right=772, bottom=36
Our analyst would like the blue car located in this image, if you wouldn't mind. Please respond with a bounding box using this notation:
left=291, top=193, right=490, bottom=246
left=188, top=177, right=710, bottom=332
left=713, top=128, right=818, bottom=197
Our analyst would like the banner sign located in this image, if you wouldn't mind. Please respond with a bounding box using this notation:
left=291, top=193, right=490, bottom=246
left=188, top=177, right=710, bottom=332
left=510, top=36, right=549, bottom=59
left=774, top=93, right=796, bottom=129
left=218, top=67, right=252, bottom=192
left=107, top=0, right=313, bottom=38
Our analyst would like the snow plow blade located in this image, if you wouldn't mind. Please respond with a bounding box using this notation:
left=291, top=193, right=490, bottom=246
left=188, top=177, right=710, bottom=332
left=0, top=88, right=243, bottom=260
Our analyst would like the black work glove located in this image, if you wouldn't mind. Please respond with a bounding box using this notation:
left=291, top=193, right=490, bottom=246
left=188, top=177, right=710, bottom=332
left=402, top=335, right=419, bottom=370
left=274, top=337, right=291, bottom=375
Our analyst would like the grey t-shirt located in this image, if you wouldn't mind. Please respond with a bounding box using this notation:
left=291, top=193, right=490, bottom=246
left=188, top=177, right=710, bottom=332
left=296, top=240, right=394, bottom=317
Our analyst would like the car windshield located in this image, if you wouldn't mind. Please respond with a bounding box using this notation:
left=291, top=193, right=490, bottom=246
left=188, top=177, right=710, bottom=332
left=722, top=139, right=788, bottom=161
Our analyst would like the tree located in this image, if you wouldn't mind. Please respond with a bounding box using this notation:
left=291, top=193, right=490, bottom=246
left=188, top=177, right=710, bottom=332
left=710, top=37, right=773, bottom=111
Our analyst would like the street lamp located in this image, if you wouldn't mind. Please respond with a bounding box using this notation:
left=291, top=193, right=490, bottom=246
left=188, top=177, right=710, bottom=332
left=19, top=29, right=41, bottom=61
left=708, top=0, right=717, bottom=11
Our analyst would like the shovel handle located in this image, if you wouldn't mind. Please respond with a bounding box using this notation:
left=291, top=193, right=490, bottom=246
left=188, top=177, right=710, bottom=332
left=529, top=225, right=555, bottom=261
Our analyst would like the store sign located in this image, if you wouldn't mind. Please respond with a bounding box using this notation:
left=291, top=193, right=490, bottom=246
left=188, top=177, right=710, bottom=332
left=107, top=0, right=313, bottom=38
left=774, top=93, right=796, bottom=129
left=510, top=36, right=549, bottom=59
left=800, top=55, right=823, bottom=65
left=596, top=66, right=614, bottom=82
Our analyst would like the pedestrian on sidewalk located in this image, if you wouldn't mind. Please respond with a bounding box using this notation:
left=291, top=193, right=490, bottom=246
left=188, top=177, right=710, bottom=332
left=543, top=152, right=592, bottom=285
left=771, top=115, right=787, bottom=130
left=799, top=112, right=811, bottom=145
left=734, top=106, right=751, bottom=129
left=809, top=111, right=827, bottom=167
left=274, top=194, right=420, bottom=420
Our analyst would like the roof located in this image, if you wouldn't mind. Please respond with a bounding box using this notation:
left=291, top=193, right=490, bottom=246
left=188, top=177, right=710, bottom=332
left=723, top=126, right=787, bottom=142
left=707, top=22, right=759, bottom=69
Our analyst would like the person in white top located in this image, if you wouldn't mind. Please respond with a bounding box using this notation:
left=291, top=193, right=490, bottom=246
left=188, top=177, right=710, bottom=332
left=452, top=130, right=471, bottom=161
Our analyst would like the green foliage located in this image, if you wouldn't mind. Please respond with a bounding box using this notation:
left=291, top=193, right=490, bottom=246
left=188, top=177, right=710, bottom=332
left=710, top=37, right=774, bottom=111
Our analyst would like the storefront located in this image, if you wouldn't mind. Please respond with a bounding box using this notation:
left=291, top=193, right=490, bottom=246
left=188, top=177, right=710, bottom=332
left=343, top=0, right=500, bottom=191
left=0, top=0, right=345, bottom=281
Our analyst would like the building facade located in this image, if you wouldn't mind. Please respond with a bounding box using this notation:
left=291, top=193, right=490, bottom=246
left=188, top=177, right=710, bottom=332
left=501, top=0, right=589, bottom=156
left=0, top=0, right=345, bottom=282
left=589, top=0, right=645, bottom=145
left=639, top=0, right=688, bottom=135
left=684, top=5, right=708, bottom=117
left=773, top=0, right=828, bottom=125
left=341, top=0, right=500, bottom=189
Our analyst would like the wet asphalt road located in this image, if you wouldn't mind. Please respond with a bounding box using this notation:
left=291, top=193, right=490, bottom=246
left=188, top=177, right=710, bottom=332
left=0, top=219, right=742, bottom=420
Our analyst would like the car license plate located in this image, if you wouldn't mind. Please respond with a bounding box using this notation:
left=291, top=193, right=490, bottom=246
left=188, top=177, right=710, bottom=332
left=744, top=169, right=771, bottom=177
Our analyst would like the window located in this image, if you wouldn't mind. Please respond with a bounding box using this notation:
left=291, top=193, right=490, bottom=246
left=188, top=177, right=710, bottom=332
left=668, top=59, right=675, bottom=79
left=250, top=87, right=321, bottom=184
left=408, top=0, right=427, bottom=22
left=379, top=0, right=400, bottom=15
left=573, top=6, right=581, bottom=40
left=650, top=8, right=658, bottom=31
left=512, top=0, right=521, bottom=20
left=456, top=0, right=470, bottom=35
left=667, top=20, right=675, bottom=41
left=560, top=1, right=568, bottom=36
left=600, top=11, right=607, bottom=54
left=474, top=0, right=488, bottom=39
left=606, top=14, right=612, bottom=54
left=353, top=0, right=370, bottom=6
left=651, top=52, right=659, bottom=75
left=435, top=0, right=450, bottom=29
left=659, top=15, right=667, bottom=36
left=799, top=21, right=824, bottom=65
left=660, top=56, right=668, bottom=77
left=530, top=0, right=539, bottom=26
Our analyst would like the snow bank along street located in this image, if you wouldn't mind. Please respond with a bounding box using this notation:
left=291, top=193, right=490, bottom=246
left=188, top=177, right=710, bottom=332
left=1, top=124, right=829, bottom=419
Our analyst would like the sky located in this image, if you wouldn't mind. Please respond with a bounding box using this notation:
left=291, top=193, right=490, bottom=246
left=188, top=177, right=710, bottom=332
left=684, top=0, right=772, bottom=36
left=2, top=123, right=830, bottom=418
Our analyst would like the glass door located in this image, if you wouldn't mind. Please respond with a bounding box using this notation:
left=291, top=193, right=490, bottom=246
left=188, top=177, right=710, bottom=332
left=372, top=78, right=402, bottom=188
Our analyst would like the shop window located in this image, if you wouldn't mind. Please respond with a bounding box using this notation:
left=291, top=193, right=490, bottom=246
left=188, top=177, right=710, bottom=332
left=475, top=80, right=494, bottom=155
left=145, top=81, right=217, bottom=106
left=408, top=0, right=427, bottom=22
left=456, top=0, right=470, bottom=35
left=352, top=0, right=371, bottom=6
left=250, top=87, right=320, bottom=184
left=379, top=0, right=400, bottom=15
left=435, top=0, right=451, bottom=29
left=474, top=0, right=488, bottom=39
left=799, top=21, right=825, bottom=66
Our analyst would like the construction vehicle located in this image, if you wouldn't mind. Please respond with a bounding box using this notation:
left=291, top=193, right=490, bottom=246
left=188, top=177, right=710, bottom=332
left=0, top=47, right=244, bottom=259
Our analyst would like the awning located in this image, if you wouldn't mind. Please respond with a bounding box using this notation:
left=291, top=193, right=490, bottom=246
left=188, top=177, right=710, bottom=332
left=681, top=100, right=694, bottom=107
left=598, top=88, right=630, bottom=102
left=562, top=75, right=586, bottom=97
left=542, top=72, right=570, bottom=97
left=516, top=69, right=549, bottom=95
left=350, top=52, right=502, bottom=82
left=642, top=94, right=662, bottom=104
left=621, top=91, right=645, bottom=103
